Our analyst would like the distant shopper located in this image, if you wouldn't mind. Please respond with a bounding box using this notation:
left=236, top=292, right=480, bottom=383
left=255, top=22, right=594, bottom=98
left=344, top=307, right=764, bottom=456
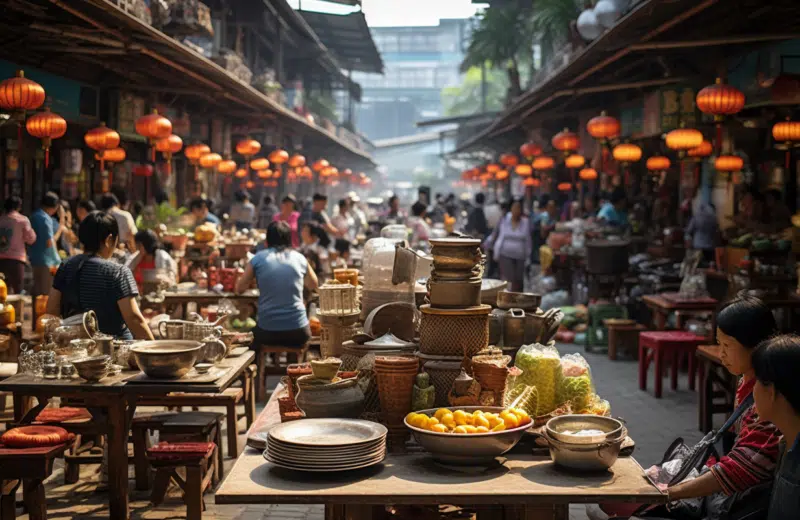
left=258, top=195, right=278, bottom=229
left=331, top=199, right=355, bottom=242
left=309, top=193, right=339, bottom=249
left=685, top=202, right=720, bottom=263
left=46, top=211, right=153, bottom=340
left=597, top=188, right=629, bottom=228
left=0, top=196, right=36, bottom=293
left=127, top=229, right=178, bottom=290
left=76, top=200, right=96, bottom=223
left=407, top=201, right=431, bottom=246
left=230, top=189, right=256, bottom=230
left=384, top=195, right=405, bottom=222
left=490, top=198, right=531, bottom=292
left=100, top=193, right=138, bottom=251
left=466, top=193, right=489, bottom=239
left=236, top=221, right=318, bottom=348
left=300, top=222, right=329, bottom=280
left=189, top=197, right=221, bottom=228
left=30, top=192, right=64, bottom=299
left=273, top=194, right=300, bottom=248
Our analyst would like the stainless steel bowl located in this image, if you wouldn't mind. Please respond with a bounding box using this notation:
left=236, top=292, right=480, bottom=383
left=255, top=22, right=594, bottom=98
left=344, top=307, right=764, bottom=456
left=545, top=415, right=625, bottom=445
left=544, top=427, right=627, bottom=471
left=496, top=291, right=542, bottom=311
left=72, top=355, right=111, bottom=382
left=130, top=340, right=203, bottom=378
left=405, top=406, right=529, bottom=465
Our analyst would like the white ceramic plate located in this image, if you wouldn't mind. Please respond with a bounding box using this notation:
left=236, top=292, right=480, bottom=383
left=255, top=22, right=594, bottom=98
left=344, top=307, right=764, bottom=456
left=267, top=437, right=385, bottom=454
left=268, top=419, right=387, bottom=447
left=266, top=443, right=385, bottom=463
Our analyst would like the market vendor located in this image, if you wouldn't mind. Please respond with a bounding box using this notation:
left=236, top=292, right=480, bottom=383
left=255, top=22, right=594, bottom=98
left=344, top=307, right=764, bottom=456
left=46, top=211, right=154, bottom=340
left=235, top=221, right=318, bottom=348
left=126, top=229, right=178, bottom=290
left=596, top=188, right=629, bottom=228
left=190, top=197, right=221, bottom=228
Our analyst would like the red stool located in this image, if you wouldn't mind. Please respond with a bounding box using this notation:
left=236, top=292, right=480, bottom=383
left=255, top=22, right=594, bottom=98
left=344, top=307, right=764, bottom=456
left=639, top=331, right=705, bottom=398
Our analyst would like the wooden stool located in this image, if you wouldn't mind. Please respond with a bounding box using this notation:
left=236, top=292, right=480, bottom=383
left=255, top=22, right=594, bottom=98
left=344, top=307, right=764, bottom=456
left=639, top=331, right=705, bottom=398
left=606, top=322, right=647, bottom=360
left=136, top=388, right=244, bottom=458
left=255, top=344, right=309, bottom=402
left=30, top=406, right=101, bottom=485
left=0, top=442, right=71, bottom=520
left=132, top=411, right=224, bottom=491
left=147, top=442, right=217, bottom=520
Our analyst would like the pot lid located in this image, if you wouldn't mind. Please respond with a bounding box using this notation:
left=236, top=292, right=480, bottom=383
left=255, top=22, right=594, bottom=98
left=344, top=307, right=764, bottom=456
left=429, top=238, right=481, bottom=247
left=363, top=332, right=416, bottom=349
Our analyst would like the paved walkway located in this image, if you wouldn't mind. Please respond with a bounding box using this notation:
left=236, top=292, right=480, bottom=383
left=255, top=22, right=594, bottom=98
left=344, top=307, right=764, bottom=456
left=9, top=344, right=705, bottom=519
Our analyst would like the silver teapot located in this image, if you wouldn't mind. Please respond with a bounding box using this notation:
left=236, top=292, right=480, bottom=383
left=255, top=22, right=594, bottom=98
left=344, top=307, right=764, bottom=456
left=200, top=329, right=226, bottom=364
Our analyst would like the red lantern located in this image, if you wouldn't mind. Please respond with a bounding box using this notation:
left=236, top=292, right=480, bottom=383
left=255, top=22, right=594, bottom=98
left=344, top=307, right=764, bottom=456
left=85, top=123, right=121, bottom=172
left=522, top=177, right=540, bottom=187
left=579, top=168, right=598, bottom=180
left=288, top=154, right=306, bottom=168
left=557, top=182, right=572, bottom=192
left=520, top=142, right=542, bottom=159
left=98, top=147, right=126, bottom=165
left=235, top=168, right=249, bottom=179
left=773, top=118, right=800, bottom=169
left=532, top=156, right=555, bottom=171
left=495, top=169, right=509, bottom=181
left=26, top=108, right=66, bottom=167
left=687, top=140, right=713, bottom=159
left=217, top=160, right=237, bottom=175
left=587, top=112, right=620, bottom=141
left=665, top=127, right=704, bottom=153
left=515, top=164, right=533, bottom=176
left=499, top=153, right=518, bottom=167
left=268, top=149, right=289, bottom=164
left=646, top=156, right=671, bottom=172
left=565, top=154, right=586, bottom=169
left=612, top=143, right=642, bottom=163
left=486, top=163, right=501, bottom=174
left=696, top=78, right=745, bottom=120
left=136, top=109, right=172, bottom=161
left=155, top=134, right=183, bottom=174
left=257, top=169, right=273, bottom=180
left=185, top=143, right=210, bottom=164
left=312, top=159, right=330, bottom=172
left=199, top=153, right=222, bottom=170
left=236, top=138, right=261, bottom=157
left=552, top=129, right=580, bottom=153
left=715, top=155, right=743, bottom=172
left=250, top=157, right=270, bottom=171
left=0, top=70, right=45, bottom=120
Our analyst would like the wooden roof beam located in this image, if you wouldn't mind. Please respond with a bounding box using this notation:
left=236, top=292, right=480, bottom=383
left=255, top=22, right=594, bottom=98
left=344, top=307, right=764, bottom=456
left=630, top=33, right=800, bottom=51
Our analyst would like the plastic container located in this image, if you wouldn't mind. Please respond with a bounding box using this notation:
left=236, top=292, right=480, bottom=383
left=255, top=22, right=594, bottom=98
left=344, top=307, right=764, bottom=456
left=361, top=237, right=414, bottom=318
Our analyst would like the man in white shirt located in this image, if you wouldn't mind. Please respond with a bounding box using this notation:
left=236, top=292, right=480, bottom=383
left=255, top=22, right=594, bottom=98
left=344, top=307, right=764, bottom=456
left=100, top=193, right=137, bottom=252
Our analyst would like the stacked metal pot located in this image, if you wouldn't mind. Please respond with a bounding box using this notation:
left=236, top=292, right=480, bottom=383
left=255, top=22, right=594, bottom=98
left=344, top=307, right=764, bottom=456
left=418, top=238, right=491, bottom=406
left=492, top=291, right=564, bottom=360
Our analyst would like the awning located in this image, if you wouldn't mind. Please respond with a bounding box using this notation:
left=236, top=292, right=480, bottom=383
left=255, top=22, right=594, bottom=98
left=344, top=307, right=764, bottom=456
left=0, top=0, right=374, bottom=167
left=298, top=11, right=384, bottom=74
left=455, top=0, right=800, bottom=154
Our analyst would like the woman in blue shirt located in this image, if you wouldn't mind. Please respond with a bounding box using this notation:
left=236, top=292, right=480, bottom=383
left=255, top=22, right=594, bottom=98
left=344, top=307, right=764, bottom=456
left=236, top=221, right=318, bottom=348
left=597, top=188, right=629, bottom=228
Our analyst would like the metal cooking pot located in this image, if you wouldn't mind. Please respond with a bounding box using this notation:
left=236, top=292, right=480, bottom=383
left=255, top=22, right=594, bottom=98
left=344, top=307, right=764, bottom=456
left=489, top=309, right=505, bottom=346
left=502, top=308, right=526, bottom=348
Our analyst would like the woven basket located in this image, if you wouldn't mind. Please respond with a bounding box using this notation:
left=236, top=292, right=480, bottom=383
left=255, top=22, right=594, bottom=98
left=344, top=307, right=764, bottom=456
left=375, top=364, right=417, bottom=428
left=472, top=359, right=511, bottom=405
left=417, top=354, right=463, bottom=407
left=419, top=304, right=490, bottom=357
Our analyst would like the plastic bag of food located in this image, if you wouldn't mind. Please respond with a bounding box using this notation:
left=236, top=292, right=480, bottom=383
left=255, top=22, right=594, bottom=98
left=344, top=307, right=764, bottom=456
left=556, top=353, right=594, bottom=412
left=514, top=343, right=561, bottom=415
left=503, top=384, right=539, bottom=418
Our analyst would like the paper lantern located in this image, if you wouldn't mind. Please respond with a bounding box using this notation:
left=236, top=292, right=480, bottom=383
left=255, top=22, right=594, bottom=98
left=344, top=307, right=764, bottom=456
left=155, top=134, right=183, bottom=155
left=715, top=155, right=743, bottom=172
left=499, top=153, right=518, bottom=166
left=665, top=127, right=704, bottom=152
left=565, top=154, right=586, bottom=169
left=302, top=166, right=313, bottom=178
left=85, top=122, right=120, bottom=152
left=495, top=169, right=509, bottom=181
left=687, top=140, right=713, bottom=159
left=522, top=177, right=541, bottom=187
left=557, top=182, right=572, bottom=192
left=552, top=129, right=579, bottom=153
left=312, top=159, right=330, bottom=172
left=773, top=118, right=800, bottom=144
left=268, top=149, right=289, bottom=164
left=612, top=143, right=642, bottom=163
left=587, top=112, right=620, bottom=140
left=217, top=160, right=237, bottom=175
left=199, top=153, right=221, bottom=169
left=288, top=154, right=306, bottom=168
left=135, top=110, right=172, bottom=141
left=185, top=143, right=210, bottom=164
left=236, top=138, right=261, bottom=157
left=646, top=156, right=671, bottom=172
left=26, top=108, right=66, bottom=167
left=342, top=168, right=353, bottom=177
left=520, top=142, right=542, bottom=158
left=235, top=168, right=248, bottom=178
left=0, top=70, right=45, bottom=119
left=250, top=157, right=270, bottom=171
left=515, top=164, right=533, bottom=176
left=257, top=169, right=273, bottom=180
left=99, top=148, right=126, bottom=164
left=696, top=78, right=745, bottom=120
left=579, top=168, right=598, bottom=180
left=486, top=163, right=501, bottom=173
left=532, top=156, right=555, bottom=170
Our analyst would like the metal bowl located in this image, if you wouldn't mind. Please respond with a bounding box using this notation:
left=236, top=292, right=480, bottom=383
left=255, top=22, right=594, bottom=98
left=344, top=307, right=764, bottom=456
left=496, top=291, right=542, bottom=311
left=130, top=340, right=203, bottom=379
left=405, top=406, right=529, bottom=465
left=545, top=415, right=625, bottom=445
left=544, top=426, right=627, bottom=471
left=72, top=355, right=111, bottom=382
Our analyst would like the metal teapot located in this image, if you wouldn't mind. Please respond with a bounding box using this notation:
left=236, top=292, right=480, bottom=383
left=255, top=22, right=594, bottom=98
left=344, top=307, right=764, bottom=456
left=200, top=328, right=226, bottom=364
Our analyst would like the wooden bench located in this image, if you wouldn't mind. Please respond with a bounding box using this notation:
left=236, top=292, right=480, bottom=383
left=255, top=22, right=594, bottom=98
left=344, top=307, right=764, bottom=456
left=0, top=442, right=71, bottom=519
left=147, top=442, right=217, bottom=520
left=131, top=411, right=224, bottom=491
left=255, top=345, right=309, bottom=402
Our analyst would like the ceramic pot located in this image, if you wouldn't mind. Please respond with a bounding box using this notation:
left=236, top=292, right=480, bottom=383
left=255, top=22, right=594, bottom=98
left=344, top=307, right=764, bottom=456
left=427, top=278, right=482, bottom=308
left=294, top=375, right=365, bottom=419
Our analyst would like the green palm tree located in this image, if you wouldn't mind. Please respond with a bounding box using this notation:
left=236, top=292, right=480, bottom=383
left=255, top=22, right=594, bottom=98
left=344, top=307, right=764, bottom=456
left=529, top=0, right=584, bottom=63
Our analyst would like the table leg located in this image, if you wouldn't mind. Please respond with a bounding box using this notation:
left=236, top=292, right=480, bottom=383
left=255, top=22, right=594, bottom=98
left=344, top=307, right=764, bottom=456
left=12, top=395, right=33, bottom=423
left=654, top=311, right=667, bottom=331
left=1, top=479, right=20, bottom=520
left=670, top=352, right=680, bottom=391
left=185, top=465, right=203, bottom=520
left=654, top=349, right=664, bottom=398
left=325, top=504, right=346, bottom=520
left=106, top=397, right=130, bottom=520
left=698, top=359, right=709, bottom=432
left=22, top=479, right=45, bottom=520
left=608, top=327, right=618, bottom=361
left=688, top=352, right=697, bottom=391
left=638, top=345, right=647, bottom=391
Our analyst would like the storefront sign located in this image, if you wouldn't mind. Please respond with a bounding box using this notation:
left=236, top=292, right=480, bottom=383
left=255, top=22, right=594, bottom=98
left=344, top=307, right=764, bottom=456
left=660, top=86, right=697, bottom=131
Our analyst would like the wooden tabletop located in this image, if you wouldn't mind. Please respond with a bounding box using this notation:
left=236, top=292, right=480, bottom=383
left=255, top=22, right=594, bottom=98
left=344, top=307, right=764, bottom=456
left=696, top=345, right=722, bottom=365
left=642, top=294, right=718, bottom=311
left=216, top=450, right=663, bottom=506
left=163, top=291, right=259, bottom=302
left=0, top=351, right=254, bottom=395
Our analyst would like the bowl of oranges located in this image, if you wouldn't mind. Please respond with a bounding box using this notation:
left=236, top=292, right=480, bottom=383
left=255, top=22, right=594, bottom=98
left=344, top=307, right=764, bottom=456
left=404, top=406, right=532, bottom=465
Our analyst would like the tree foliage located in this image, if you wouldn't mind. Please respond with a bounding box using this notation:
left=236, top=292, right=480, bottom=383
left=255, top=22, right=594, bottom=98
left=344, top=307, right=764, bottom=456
left=442, top=67, right=508, bottom=117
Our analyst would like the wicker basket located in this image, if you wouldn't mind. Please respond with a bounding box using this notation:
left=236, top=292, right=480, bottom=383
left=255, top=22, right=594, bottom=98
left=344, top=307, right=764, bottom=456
left=472, top=356, right=511, bottom=405
left=419, top=304, right=490, bottom=357
left=319, top=313, right=360, bottom=359
left=160, top=319, right=218, bottom=341
left=375, top=361, right=417, bottom=428
left=417, top=353, right=463, bottom=407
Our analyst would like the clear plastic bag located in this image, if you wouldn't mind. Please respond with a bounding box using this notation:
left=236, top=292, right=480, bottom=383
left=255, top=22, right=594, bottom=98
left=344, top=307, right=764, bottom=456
left=556, top=353, right=594, bottom=412
left=514, top=343, right=561, bottom=415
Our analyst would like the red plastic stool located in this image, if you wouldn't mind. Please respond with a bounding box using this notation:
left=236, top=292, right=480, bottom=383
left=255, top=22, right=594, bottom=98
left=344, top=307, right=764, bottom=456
left=639, top=331, right=705, bottom=398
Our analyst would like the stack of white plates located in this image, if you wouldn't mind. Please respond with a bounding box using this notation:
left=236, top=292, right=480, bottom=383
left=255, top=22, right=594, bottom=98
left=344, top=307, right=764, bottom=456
left=265, top=418, right=387, bottom=472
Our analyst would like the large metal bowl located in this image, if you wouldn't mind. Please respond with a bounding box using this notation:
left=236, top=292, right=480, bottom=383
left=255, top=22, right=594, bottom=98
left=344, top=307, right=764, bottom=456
left=405, top=406, right=529, bottom=465
left=544, top=427, right=627, bottom=471
left=496, top=291, right=542, bottom=311
left=130, top=340, right=203, bottom=378
left=545, top=415, right=625, bottom=445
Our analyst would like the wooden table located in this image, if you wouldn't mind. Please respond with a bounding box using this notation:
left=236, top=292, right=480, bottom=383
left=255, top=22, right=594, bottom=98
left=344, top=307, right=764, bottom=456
left=217, top=387, right=664, bottom=520
left=0, top=351, right=255, bottom=519
left=642, top=294, right=718, bottom=335
left=162, top=291, right=259, bottom=318
left=696, top=345, right=736, bottom=433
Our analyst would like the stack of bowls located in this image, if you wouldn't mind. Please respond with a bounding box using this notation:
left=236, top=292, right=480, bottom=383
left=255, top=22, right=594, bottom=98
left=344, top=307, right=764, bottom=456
left=543, top=415, right=627, bottom=471
left=427, top=238, right=484, bottom=308
left=374, top=356, right=418, bottom=449
left=72, top=355, right=111, bottom=382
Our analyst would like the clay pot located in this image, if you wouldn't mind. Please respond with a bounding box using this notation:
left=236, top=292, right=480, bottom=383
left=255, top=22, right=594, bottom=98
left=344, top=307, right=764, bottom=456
left=294, top=375, right=365, bottom=419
